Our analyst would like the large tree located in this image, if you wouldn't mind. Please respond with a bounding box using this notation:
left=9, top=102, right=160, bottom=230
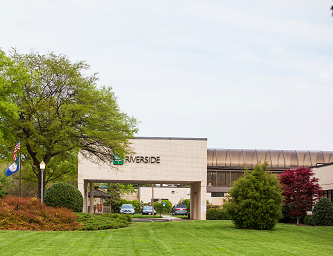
left=0, top=50, right=27, bottom=142
left=0, top=50, right=138, bottom=198
left=279, top=167, right=322, bottom=224
left=224, top=162, right=283, bottom=230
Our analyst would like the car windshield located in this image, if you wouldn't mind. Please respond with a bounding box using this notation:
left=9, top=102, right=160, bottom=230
left=176, top=204, right=186, bottom=208
left=122, top=204, right=133, bottom=209
left=143, top=206, right=152, bottom=210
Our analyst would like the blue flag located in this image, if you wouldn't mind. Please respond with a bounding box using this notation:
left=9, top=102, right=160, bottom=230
left=5, top=158, right=19, bottom=177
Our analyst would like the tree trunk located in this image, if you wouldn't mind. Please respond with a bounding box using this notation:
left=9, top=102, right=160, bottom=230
left=296, top=216, right=299, bottom=225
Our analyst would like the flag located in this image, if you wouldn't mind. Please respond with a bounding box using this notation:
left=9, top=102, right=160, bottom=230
left=5, top=158, right=19, bottom=177
left=13, top=141, right=20, bottom=161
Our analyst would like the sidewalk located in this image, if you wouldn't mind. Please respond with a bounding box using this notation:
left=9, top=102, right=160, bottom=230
left=161, top=215, right=191, bottom=221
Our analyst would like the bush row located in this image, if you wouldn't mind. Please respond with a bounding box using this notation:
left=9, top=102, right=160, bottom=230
left=76, top=213, right=131, bottom=230
left=0, top=196, right=132, bottom=231
left=0, top=196, right=81, bottom=231
left=206, top=208, right=229, bottom=220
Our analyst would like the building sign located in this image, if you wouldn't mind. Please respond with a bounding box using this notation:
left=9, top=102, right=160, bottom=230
left=113, top=155, right=124, bottom=165
left=125, top=156, right=160, bottom=163
left=113, top=155, right=160, bottom=165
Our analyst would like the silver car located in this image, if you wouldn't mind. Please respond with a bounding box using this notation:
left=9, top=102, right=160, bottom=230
left=171, top=204, right=188, bottom=215
left=141, top=206, right=156, bottom=215
left=120, top=204, right=135, bottom=214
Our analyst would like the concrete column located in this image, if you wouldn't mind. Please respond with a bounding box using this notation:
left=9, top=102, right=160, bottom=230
left=190, top=182, right=206, bottom=220
left=89, top=182, right=94, bottom=214
left=83, top=180, right=88, bottom=213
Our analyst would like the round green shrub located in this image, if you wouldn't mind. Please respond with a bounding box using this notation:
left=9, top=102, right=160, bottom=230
left=312, top=197, right=333, bottom=226
left=224, top=162, right=283, bottom=230
left=44, top=182, right=83, bottom=212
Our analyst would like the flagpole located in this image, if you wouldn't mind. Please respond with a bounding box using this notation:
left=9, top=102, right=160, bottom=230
left=19, top=140, right=21, bottom=197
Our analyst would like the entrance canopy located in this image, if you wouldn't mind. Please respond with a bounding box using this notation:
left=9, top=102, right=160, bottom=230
left=78, top=137, right=208, bottom=220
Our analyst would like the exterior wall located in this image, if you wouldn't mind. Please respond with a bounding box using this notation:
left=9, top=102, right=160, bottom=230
left=121, top=189, right=139, bottom=201
left=314, top=164, right=333, bottom=191
left=78, top=137, right=207, bottom=220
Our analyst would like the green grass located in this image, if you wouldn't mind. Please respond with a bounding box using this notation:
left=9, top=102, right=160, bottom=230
left=0, top=220, right=332, bottom=255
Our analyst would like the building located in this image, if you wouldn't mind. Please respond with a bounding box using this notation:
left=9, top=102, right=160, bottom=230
left=78, top=137, right=333, bottom=220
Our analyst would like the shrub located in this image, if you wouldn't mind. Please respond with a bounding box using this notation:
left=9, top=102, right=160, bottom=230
left=76, top=213, right=131, bottom=230
left=0, top=196, right=81, bottom=231
left=44, top=182, right=83, bottom=212
left=206, top=208, right=229, bottom=220
left=303, top=215, right=313, bottom=226
left=154, top=200, right=172, bottom=214
left=312, top=197, right=333, bottom=226
left=224, top=162, right=283, bottom=230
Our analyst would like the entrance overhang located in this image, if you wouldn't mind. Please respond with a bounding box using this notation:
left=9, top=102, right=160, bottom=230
left=78, top=137, right=207, bottom=220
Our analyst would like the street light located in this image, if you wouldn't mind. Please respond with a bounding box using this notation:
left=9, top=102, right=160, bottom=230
left=40, top=161, right=45, bottom=203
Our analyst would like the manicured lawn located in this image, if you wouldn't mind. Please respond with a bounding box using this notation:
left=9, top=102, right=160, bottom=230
left=0, top=220, right=332, bottom=255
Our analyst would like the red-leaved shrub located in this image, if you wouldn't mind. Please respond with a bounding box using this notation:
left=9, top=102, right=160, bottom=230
left=0, top=196, right=81, bottom=231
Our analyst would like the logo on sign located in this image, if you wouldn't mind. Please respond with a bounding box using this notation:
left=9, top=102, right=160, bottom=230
left=113, top=155, right=124, bottom=165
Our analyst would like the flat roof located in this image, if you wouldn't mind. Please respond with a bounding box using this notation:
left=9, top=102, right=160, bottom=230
left=208, top=148, right=333, bottom=169
left=135, top=137, right=207, bottom=141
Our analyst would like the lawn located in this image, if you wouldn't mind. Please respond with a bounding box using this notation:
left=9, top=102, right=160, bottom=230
left=0, top=220, right=332, bottom=255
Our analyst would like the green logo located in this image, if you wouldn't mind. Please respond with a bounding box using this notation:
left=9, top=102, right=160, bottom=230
left=113, top=155, right=124, bottom=165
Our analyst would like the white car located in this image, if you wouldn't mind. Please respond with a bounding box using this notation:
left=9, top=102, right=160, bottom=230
left=120, top=204, right=135, bottom=214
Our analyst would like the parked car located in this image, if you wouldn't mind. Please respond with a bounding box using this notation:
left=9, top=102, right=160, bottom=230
left=120, top=204, right=135, bottom=214
left=141, top=206, right=156, bottom=215
left=171, top=204, right=188, bottom=215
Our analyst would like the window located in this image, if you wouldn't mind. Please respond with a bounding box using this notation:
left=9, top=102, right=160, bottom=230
left=211, top=192, right=224, bottom=197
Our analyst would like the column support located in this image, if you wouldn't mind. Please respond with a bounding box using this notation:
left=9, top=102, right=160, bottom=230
left=89, top=182, right=94, bottom=214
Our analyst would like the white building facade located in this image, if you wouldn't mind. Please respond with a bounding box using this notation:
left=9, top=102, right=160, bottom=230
left=78, top=137, right=208, bottom=220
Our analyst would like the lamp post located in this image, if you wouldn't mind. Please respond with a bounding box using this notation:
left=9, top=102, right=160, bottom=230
left=40, top=161, right=45, bottom=203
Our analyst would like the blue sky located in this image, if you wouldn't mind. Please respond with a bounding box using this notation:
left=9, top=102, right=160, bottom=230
left=1, top=0, right=332, bottom=150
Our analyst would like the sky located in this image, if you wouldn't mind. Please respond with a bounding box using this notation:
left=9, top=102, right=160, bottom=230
left=1, top=0, right=333, bottom=151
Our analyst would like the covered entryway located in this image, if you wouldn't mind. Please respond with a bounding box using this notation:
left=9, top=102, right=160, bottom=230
left=78, top=137, right=207, bottom=220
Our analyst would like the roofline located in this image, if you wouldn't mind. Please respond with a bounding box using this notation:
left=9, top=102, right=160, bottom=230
left=134, top=137, right=207, bottom=141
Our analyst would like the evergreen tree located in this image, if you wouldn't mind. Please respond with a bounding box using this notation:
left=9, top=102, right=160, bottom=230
left=225, top=162, right=283, bottom=230
left=312, top=197, right=333, bottom=226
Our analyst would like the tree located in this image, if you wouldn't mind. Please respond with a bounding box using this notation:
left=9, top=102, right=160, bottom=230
left=106, top=183, right=136, bottom=213
left=312, top=197, right=333, bottom=226
left=0, top=50, right=138, bottom=199
left=154, top=200, right=172, bottom=215
left=0, top=50, right=28, bottom=144
left=224, top=162, right=283, bottom=230
left=279, top=167, right=322, bottom=224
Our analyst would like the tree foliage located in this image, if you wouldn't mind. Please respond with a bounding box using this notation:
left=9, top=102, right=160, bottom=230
left=311, top=197, right=333, bottom=226
left=0, top=173, right=10, bottom=198
left=279, top=167, right=322, bottom=224
left=0, top=50, right=138, bottom=198
left=224, top=162, right=283, bottom=230
left=154, top=200, right=172, bottom=215
left=106, top=183, right=136, bottom=213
